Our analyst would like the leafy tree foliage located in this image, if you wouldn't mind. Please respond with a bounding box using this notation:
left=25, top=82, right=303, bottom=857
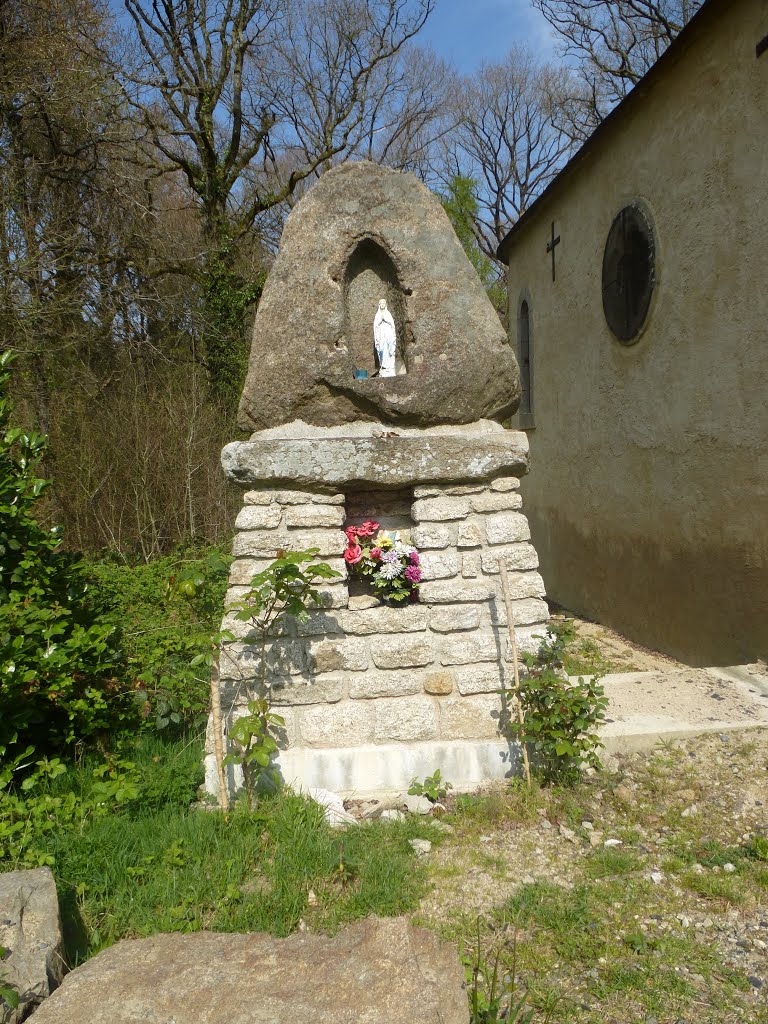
left=441, top=176, right=505, bottom=312
left=0, top=354, right=128, bottom=750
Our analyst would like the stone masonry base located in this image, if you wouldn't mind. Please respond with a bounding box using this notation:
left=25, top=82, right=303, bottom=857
left=206, top=432, right=549, bottom=800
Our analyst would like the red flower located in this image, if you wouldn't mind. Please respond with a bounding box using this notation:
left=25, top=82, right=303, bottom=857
left=356, top=520, right=380, bottom=538
left=370, top=547, right=383, bottom=560
left=344, top=526, right=359, bottom=543
left=344, top=543, right=363, bottom=565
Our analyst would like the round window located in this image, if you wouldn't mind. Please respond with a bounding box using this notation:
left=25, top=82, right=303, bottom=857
left=602, top=205, right=655, bottom=343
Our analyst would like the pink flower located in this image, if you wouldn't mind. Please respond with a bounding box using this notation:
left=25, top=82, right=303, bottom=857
left=344, top=526, right=359, bottom=543
left=356, top=520, right=380, bottom=538
left=404, top=565, right=422, bottom=584
left=344, top=543, right=363, bottom=565
left=408, top=551, right=420, bottom=566
left=370, top=547, right=383, bottom=560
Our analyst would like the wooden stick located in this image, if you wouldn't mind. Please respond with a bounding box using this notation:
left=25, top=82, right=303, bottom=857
left=500, top=562, right=532, bottom=787
left=209, top=646, right=230, bottom=815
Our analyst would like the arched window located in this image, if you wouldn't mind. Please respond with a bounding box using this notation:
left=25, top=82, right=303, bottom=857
left=518, top=299, right=534, bottom=426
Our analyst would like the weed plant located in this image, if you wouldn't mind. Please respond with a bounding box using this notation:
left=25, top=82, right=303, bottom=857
left=506, top=622, right=608, bottom=783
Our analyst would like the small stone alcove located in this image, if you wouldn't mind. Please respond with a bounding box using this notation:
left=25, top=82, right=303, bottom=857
left=344, top=238, right=408, bottom=376
left=344, top=489, right=414, bottom=599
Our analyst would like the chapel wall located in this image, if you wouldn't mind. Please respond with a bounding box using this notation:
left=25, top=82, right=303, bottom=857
left=207, top=477, right=549, bottom=797
left=503, top=0, right=768, bottom=665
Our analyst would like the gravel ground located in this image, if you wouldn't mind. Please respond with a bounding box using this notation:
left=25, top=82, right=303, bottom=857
left=415, top=727, right=768, bottom=1022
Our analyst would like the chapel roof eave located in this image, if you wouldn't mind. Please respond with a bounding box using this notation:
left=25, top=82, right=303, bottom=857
left=496, top=0, right=723, bottom=265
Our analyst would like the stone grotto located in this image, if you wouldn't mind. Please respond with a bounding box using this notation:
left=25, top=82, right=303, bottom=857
left=205, top=160, right=549, bottom=798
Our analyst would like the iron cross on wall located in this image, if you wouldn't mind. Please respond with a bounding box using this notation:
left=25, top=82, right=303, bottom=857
left=546, top=221, right=560, bottom=282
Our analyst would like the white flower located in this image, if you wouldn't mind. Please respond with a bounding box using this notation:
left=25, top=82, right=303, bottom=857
left=377, top=561, right=403, bottom=580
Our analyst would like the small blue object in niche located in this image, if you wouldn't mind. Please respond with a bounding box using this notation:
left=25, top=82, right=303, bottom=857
left=353, top=369, right=369, bottom=380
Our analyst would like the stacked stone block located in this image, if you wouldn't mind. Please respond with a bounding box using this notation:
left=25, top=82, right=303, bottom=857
left=210, top=475, right=549, bottom=796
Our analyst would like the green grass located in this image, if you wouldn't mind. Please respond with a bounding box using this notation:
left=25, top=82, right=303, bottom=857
left=420, top=735, right=768, bottom=1024
left=3, top=732, right=442, bottom=966
left=448, top=779, right=546, bottom=832
left=582, top=847, right=644, bottom=880
left=464, top=876, right=752, bottom=1021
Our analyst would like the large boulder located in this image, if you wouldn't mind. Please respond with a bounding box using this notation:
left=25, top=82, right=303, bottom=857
left=238, top=161, right=519, bottom=431
left=28, top=917, right=468, bottom=1024
left=0, top=868, right=64, bottom=1024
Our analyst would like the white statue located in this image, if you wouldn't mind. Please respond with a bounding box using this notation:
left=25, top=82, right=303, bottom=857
left=373, top=298, right=397, bottom=377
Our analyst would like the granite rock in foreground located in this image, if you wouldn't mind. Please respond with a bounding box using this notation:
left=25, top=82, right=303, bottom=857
left=0, top=868, right=64, bottom=1024
left=28, top=917, right=469, bottom=1024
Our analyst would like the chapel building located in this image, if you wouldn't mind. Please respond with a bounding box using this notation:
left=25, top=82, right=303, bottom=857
left=498, top=0, right=768, bottom=665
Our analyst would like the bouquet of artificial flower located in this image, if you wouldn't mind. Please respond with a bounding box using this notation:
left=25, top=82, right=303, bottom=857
left=343, top=520, right=422, bottom=604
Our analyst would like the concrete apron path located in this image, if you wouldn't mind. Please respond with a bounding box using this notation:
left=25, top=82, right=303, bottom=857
left=589, top=662, right=768, bottom=753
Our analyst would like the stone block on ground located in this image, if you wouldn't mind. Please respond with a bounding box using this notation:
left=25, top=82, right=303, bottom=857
left=0, top=867, right=64, bottom=1024
left=27, top=919, right=469, bottom=1024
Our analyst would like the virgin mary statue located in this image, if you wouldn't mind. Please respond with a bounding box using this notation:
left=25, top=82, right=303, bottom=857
left=373, top=299, right=397, bottom=377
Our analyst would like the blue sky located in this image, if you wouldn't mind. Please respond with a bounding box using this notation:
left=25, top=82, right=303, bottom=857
left=419, top=0, right=559, bottom=72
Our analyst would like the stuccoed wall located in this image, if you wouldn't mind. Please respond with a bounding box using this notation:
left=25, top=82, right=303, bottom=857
left=504, top=0, right=768, bottom=665
left=206, top=479, right=549, bottom=797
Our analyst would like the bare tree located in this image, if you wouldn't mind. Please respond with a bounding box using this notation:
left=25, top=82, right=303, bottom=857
left=533, top=0, right=704, bottom=132
left=119, top=0, right=436, bottom=247
left=437, top=48, right=573, bottom=264
left=113, top=0, right=438, bottom=405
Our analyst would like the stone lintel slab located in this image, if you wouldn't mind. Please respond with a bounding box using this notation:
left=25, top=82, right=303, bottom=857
left=221, top=423, right=529, bottom=490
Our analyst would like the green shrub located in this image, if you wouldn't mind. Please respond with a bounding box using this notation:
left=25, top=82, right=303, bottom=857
left=506, top=623, right=608, bottom=783
left=83, top=547, right=231, bottom=733
left=0, top=353, right=130, bottom=752
left=0, top=735, right=141, bottom=869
